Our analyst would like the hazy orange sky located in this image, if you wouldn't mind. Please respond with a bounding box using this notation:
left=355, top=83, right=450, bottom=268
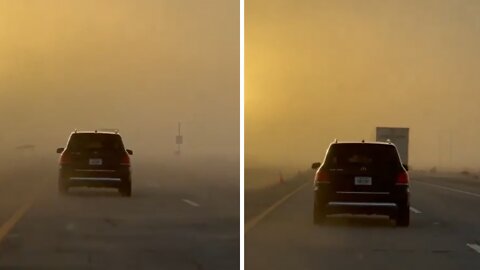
left=0, top=0, right=238, bottom=160
left=246, top=0, right=480, bottom=170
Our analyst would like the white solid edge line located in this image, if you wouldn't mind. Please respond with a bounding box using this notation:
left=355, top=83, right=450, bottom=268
left=182, top=199, right=200, bottom=208
left=410, top=206, right=422, bottom=214
left=245, top=181, right=310, bottom=234
left=415, top=181, right=480, bottom=198
left=467, top=243, right=480, bottom=254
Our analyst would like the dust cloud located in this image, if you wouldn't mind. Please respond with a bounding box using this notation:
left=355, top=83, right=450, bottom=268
left=246, top=0, right=480, bottom=173
left=0, top=0, right=239, bottom=179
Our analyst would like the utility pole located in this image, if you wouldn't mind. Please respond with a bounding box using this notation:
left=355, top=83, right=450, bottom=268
left=175, top=122, right=183, bottom=156
left=448, top=130, right=453, bottom=169
left=438, top=133, right=442, bottom=170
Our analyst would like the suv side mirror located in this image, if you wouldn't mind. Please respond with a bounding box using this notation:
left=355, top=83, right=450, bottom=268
left=56, top=147, right=64, bottom=154
left=126, top=149, right=133, bottom=155
left=311, top=162, right=321, bottom=170
left=403, top=164, right=409, bottom=171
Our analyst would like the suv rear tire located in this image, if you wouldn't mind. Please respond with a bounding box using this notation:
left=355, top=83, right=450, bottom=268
left=119, top=182, right=132, bottom=197
left=58, top=180, right=69, bottom=195
left=396, top=205, right=410, bottom=227
left=313, top=200, right=326, bottom=225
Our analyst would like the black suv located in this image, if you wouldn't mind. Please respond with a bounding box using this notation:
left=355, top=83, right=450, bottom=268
left=56, top=130, right=133, bottom=196
left=312, top=141, right=410, bottom=226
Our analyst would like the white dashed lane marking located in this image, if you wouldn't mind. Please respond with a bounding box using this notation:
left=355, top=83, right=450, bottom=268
left=182, top=199, right=200, bottom=208
left=467, top=243, right=480, bottom=254
left=410, top=207, right=422, bottom=214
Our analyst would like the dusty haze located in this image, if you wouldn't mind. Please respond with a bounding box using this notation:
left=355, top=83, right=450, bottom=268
left=246, top=0, right=480, bottom=171
left=0, top=0, right=239, bottom=168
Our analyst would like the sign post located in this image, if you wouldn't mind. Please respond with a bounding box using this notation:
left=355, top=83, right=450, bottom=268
left=175, top=122, right=183, bottom=155
left=376, top=127, right=409, bottom=165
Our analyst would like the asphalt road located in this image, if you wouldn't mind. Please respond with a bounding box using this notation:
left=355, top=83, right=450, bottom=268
left=246, top=173, right=480, bottom=270
left=0, top=159, right=239, bottom=270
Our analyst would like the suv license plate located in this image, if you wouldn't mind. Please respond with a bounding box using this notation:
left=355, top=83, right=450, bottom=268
left=354, top=177, right=372, bottom=185
left=89, top=158, right=103, bottom=166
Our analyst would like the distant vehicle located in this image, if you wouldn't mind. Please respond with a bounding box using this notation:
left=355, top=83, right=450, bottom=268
left=56, top=130, right=133, bottom=196
left=376, top=127, right=409, bottom=166
left=311, top=141, right=410, bottom=227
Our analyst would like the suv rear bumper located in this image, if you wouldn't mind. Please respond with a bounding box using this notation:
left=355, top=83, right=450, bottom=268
left=314, top=185, right=409, bottom=216
left=325, top=201, right=399, bottom=215
left=59, top=167, right=131, bottom=188
left=66, top=178, right=124, bottom=188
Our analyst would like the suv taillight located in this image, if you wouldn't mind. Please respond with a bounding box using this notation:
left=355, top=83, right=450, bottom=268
left=314, top=170, right=329, bottom=183
left=59, top=152, right=71, bottom=165
left=120, top=153, right=130, bottom=166
left=396, top=171, right=409, bottom=185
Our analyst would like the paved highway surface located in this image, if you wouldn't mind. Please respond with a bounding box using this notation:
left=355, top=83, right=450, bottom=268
left=0, top=159, right=239, bottom=270
left=246, top=172, right=480, bottom=270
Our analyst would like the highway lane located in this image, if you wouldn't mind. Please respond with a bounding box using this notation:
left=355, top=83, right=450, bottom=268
left=246, top=173, right=480, bottom=270
left=0, top=159, right=239, bottom=269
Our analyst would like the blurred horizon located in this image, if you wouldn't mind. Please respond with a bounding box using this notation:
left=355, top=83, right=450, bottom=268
left=246, top=0, right=480, bottom=171
left=0, top=0, right=239, bottom=161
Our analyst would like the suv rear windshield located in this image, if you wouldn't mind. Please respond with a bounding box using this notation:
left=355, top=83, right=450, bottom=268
left=67, top=133, right=125, bottom=152
left=324, top=144, right=402, bottom=169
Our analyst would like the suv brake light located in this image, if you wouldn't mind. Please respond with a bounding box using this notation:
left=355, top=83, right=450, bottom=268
left=59, top=152, right=71, bottom=165
left=314, top=170, right=329, bottom=183
left=120, top=153, right=130, bottom=166
left=396, top=171, right=409, bottom=185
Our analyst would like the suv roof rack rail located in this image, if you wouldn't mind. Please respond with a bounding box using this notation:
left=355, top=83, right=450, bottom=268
left=97, top=128, right=119, bottom=133
left=73, top=129, right=119, bottom=134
